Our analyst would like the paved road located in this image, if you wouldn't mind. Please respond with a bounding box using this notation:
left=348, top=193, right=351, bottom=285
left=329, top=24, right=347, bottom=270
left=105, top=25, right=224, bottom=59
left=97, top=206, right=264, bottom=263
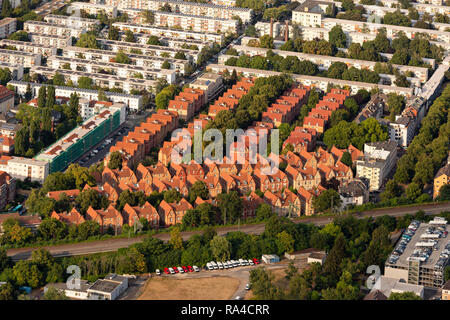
left=7, top=202, right=450, bottom=261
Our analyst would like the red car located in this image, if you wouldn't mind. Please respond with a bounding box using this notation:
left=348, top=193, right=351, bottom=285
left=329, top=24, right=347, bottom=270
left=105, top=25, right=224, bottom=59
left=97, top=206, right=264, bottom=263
left=253, top=258, right=260, bottom=265
left=173, top=267, right=179, bottom=273
left=182, top=266, right=189, bottom=273
left=187, top=266, right=194, bottom=272
left=164, top=268, right=170, bottom=274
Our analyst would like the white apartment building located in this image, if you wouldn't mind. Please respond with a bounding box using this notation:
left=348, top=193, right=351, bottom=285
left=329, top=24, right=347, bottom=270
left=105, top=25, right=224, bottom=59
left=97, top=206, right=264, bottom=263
left=134, top=33, right=209, bottom=50
left=8, top=81, right=143, bottom=111
left=0, top=49, right=41, bottom=68
left=44, top=14, right=100, bottom=30
left=79, top=100, right=128, bottom=121
left=112, top=22, right=224, bottom=43
left=24, top=21, right=86, bottom=38
left=0, top=156, right=49, bottom=183
left=47, top=56, right=177, bottom=84
left=62, top=46, right=189, bottom=74
left=30, top=66, right=157, bottom=94
left=0, top=61, right=23, bottom=80
left=28, top=33, right=73, bottom=48
left=145, top=0, right=253, bottom=23
left=211, top=0, right=236, bottom=6
left=322, top=18, right=450, bottom=43
left=0, top=18, right=16, bottom=39
left=97, top=38, right=200, bottom=64
left=229, top=44, right=429, bottom=84
left=0, top=39, right=57, bottom=57
left=292, top=1, right=332, bottom=27
left=356, top=141, right=398, bottom=191
left=151, top=10, right=239, bottom=34
left=207, top=64, right=414, bottom=96
left=68, top=2, right=118, bottom=18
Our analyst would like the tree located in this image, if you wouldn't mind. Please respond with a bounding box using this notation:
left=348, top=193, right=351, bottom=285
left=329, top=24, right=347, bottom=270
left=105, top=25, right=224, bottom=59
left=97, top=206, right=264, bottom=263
left=124, top=30, right=136, bottom=43
left=249, top=267, right=284, bottom=299
left=0, top=248, right=11, bottom=273
left=381, top=180, right=403, bottom=201
left=37, top=86, right=46, bottom=108
left=340, top=151, right=353, bottom=167
left=210, top=235, right=231, bottom=261
left=161, top=60, right=171, bottom=69
left=108, top=151, right=123, bottom=170
left=383, top=10, right=411, bottom=27
left=174, top=51, right=186, bottom=60
left=141, top=9, right=155, bottom=24
left=406, top=182, right=422, bottom=201
left=46, top=86, right=56, bottom=108
left=108, top=25, right=120, bottom=40
left=43, top=287, right=69, bottom=300
left=312, top=189, right=341, bottom=212
left=259, top=35, right=274, bottom=49
left=12, top=261, right=44, bottom=288
left=77, top=76, right=93, bottom=89
left=0, top=282, right=16, bottom=300
left=164, top=189, right=182, bottom=203
left=217, top=191, right=243, bottom=224
left=8, top=31, right=29, bottom=42
left=328, top=25, right=346, bottom=48
left=147, top=35, right=161, bottom=46
left=53, top=73, right=65, bottom=86
left=437, top=184, right=450, bottom=201
left=75, top=33, right=100, bottom=49
left=323, top=233, right=346, bottom=278
left=277, top=231, right=295, bottom=253
left=115, top=50, right=131, bottom=64
left=256, top=203, right=274, bottom=221
left=1, top=0, right=12, bottom=18
left=0, top=68, right=11, bottom=86
left=75, top=189, right=109, bottom=215
left=188, top=181, right=209, bottom=203
left=327, top=62, right=347, bottom=79
left=388, top=292, right=422, bottom=300
left=169, top=227, right=183, bottom=250
left=37, top=218, right=68, bottom=241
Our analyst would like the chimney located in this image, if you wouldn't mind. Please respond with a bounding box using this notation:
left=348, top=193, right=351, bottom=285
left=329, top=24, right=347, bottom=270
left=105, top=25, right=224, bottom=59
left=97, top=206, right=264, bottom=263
left=270, top=18, right=273, bottom=38
left=285, top=20, right=289, bottom=42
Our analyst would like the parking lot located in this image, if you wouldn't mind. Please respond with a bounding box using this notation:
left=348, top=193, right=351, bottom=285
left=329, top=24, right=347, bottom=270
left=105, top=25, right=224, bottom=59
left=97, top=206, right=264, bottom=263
left=77, top=110, right=152, bottom=168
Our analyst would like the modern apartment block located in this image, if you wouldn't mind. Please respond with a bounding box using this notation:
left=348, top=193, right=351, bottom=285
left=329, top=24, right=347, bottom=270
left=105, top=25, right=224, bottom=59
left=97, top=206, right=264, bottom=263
left=190, top=72, right=224, bottom=102
left=23, top=20, right=87, bottom=38
left=43, top=14, right=100, bottom=30
left=97, top=38, right=200, bottom=64
left=0, top=39, right=57, bottom=57
left=46, top=56, right=177, bottom=84
left=0, top=48, right=41, bottom=68
left=36, top=105, right=126, bottom=173
left=8, top=81, right=143, bottom=111
left=27, top=33, right=73, bottom=48
left=292, top=1, right=332, bottom=27
left=0, top=156, right=49, bottom=183
left=385, top=217, right=450, bottom=288
left=355, top=141, right=398, bottom=191
left=228, top=44, right=429, bottom=84
left=144, top=0, right=253, bottom=23
left=68, top=2, right=118, bottom=18
left=0, top=18, right=17, bottom=39
left=112, top=22, right=224, bottom=43
left=148, top=10, right=239, bottom=34
left=63, top=46, right=189, bottom=75
left=30, top=66, right=157, bottom=94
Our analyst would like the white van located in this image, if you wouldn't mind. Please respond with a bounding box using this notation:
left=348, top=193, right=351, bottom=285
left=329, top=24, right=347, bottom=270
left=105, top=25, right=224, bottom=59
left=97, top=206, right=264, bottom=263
left=217, top=262, right=224, bottom=269
left=211, top=262, right=219, bottom=270
left=193, top=265, right=200, bottom=272
left=223, top=262, right=228, bottom=269
left=239, top=259, right=247, bottom=266
left=206, top=263, right=213, bottom=270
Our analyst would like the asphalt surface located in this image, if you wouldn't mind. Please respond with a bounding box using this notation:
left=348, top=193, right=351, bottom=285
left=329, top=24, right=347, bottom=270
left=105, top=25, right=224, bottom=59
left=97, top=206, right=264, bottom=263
left=7, top=202, right=450, bottom=261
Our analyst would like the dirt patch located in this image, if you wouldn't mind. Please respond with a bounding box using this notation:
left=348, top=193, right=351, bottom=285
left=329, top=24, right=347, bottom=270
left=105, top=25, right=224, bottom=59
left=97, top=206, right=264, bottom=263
left=138, top=276, right=241, bottom=300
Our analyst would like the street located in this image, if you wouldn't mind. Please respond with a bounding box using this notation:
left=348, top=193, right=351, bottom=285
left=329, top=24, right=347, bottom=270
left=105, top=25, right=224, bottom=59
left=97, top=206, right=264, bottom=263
left=7, top=201, right=450, bottom=261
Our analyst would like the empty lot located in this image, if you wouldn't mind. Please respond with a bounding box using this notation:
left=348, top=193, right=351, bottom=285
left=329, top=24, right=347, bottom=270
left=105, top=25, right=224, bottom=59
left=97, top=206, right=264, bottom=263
left=138, top=276, right=241, bottom=300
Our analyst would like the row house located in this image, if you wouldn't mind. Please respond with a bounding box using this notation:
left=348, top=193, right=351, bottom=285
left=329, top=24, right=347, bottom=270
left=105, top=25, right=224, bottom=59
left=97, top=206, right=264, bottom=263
left=253, top=168, right=289, bottom=193
left=283, top=126, right=317, bottom=153
left=122, top=202, right=160, bottom=228
left=51, top=207, right=85, bottom=226
left=47, top=189, right=81, bottom=201
left=158, top=198, right=193, bottom=226
left=0, top=170, right=15, bottom=210
left=241, top=191, right=264, bottom=219
left=208, top=78, right=255, bottom=116
left=263, top=189, right=302, bottom=217
left=168, top=87, right=205, bottom=120
left=86, top=205, right=124, bottom=234
left=297, top=186, right=326, bottom=216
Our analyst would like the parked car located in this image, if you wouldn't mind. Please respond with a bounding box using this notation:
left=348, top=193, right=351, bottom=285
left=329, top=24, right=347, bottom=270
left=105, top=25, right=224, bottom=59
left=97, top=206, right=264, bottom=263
left=177, top=267, right=184, bottom=273
left=193, top=265, right=200, bottom=272
left=156, top=269, right=161, bottom=276
left=217, top=262, right=223, bottom=269
left=187, top=266, right=194, bottom=272
left=168, top=267, right=175, bottom=274
left=182, top=266, right=189, bottom=273
left=226, top=260, right=233, bottom=268
left=248, top=259, right=254, bottom=265
left=239, top=259, right=247, bottom=266
left=173, top=267, right=179, bottom=273
left=164, top=268, right=170, bottom=274
left=245, top=283, right=251, bottom=290
left=206, top=262, right=213, bottom=270
left=223, top=262, right=228, bottom=269
left=253, top=258, right=260, bottom=265
left=211, top=262, right=218, bottom=270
